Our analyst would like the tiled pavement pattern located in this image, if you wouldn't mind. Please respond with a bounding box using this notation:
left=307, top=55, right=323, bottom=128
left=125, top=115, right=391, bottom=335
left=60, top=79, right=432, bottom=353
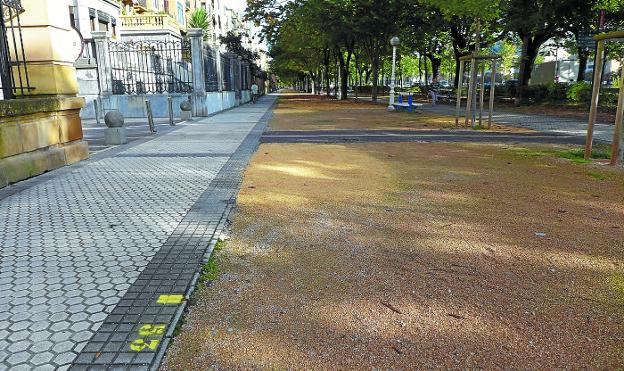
left=0, top=96, right=276, bottom=371
left=71, top=100, right=275, bottom=370
left=82, top=118, right=184, bottom=154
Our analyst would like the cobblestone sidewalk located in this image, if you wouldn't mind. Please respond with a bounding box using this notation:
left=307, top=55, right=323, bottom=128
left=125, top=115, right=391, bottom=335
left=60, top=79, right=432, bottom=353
left=0, top=96, right=277, bottom=371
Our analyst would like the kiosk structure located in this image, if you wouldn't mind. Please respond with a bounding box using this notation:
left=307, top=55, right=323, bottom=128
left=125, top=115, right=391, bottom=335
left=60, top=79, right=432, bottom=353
left=455, top=54, right=500, bottom=129
left=585, top=31, right=624, bottom=166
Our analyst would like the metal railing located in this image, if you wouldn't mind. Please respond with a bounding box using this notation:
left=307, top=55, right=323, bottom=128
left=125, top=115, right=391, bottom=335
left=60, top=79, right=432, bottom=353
left=0, top=0, right=32, bottom=99
left=221, top=53, right=232, bottom=91
left=109, top=38, right=192, bottom=94
left=241, top=63, right=248, bottom=89
left=77, top=38, right=97, bottom=65
left=120, top=13, right=185, bottom=33
left=203, top=44, right=218, bottom=92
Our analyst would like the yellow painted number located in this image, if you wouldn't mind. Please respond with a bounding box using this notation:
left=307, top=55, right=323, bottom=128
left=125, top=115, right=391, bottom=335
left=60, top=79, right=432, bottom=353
left=139, top=324, right=166, bottom=337
left=130, top=338, right=159, bottom=352
left=156, top=294, right=184, bottom=304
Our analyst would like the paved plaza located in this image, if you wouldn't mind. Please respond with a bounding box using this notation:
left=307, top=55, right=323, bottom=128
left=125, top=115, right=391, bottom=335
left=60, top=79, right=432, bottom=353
left=0, top=96, right=276, bottom=370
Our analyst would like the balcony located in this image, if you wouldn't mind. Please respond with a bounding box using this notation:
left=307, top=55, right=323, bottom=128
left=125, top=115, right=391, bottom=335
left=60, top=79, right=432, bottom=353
left=120, top=13, right=186, bottom=35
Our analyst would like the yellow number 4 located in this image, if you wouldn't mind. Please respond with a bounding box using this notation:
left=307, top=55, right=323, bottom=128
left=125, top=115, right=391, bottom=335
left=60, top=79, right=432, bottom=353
left=139, top=324, right=166, bottom=337
left=130, top=338, right=159, bottom=352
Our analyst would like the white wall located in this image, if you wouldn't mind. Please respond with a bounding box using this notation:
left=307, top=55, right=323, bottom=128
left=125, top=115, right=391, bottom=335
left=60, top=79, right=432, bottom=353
left=73, top=0, right=121, bottom=39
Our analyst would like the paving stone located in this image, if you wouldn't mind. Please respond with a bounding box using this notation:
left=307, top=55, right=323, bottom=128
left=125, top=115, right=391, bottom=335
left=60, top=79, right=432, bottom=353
left=30, top=350, right=55, bottom=365
left=6, top=350, right=31, bottom=364
left=0, top=98, right=277, bottom=370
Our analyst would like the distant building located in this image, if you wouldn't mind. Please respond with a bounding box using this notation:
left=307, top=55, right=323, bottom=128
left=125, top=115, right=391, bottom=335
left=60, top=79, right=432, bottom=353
left=118, top=0, right=189, bottom=41
left=70, top=0, right=121, bottom=40
left=530, top=38, right=622, bottom=86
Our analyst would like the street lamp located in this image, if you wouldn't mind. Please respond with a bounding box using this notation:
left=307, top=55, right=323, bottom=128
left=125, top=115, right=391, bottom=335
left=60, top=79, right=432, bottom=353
left=388, top=36, right=400, bottom=111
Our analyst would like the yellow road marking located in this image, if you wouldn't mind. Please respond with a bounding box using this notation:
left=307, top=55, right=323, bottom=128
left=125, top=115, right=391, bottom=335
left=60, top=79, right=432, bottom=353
left=156, top=294, right=184, bottom=304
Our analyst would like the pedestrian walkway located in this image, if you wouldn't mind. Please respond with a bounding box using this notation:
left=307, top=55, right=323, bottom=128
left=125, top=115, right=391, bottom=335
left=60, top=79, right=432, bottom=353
left=352, top=95, right=615, bottom=144
left=0, top=95, right=277, bottom=370
left=420, top=103, right=614, bottom=144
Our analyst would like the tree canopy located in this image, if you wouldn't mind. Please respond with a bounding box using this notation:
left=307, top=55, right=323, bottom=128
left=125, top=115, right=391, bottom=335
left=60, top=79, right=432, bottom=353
left=248, top=0, right=624, bottom=101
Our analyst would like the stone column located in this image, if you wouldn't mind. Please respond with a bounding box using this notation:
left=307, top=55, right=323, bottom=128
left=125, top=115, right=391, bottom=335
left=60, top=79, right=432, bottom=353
left=216, top=49, right=223, bottom=92
left=92, top=31, right=113, bottom=95
left=0, top=0, right=89, bottom=188
left=18, top=0, right=81, bottom=96
left=188, top=28, right=205, bottom=95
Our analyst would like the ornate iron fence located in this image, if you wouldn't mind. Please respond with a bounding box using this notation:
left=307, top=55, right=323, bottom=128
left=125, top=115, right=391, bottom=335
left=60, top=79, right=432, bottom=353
left=0, top=0, right=32, bottom=99
left=221, top=53, right=232, bottom=91
left=203, top=45, right=218, bottom=92
left=108, top=38, right=192, bottom=95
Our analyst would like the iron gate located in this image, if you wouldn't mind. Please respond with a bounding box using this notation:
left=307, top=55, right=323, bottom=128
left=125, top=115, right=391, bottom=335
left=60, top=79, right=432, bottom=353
left=0, top=0, right=31, bottom=99
left=203, top=44, right=218, bottom=92
left=221, top=53, right=232, bottom=91
left=109, top=38, right=192, bottom=94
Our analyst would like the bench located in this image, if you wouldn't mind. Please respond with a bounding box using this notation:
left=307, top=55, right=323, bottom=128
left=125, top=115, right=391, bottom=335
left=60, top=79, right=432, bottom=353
left=392, top=92, right=415, bottom=112
left=436, top=88, right=456, bottom=104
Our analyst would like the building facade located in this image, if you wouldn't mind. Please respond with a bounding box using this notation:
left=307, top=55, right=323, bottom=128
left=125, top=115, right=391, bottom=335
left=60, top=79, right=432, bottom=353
left=118, top=0, right=188, bottom=41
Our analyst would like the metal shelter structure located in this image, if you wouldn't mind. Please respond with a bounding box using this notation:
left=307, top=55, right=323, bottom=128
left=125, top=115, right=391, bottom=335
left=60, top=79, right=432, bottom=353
left=584, top=30, right=624, bottom=166
left=455, top=53, right=499, bottom=129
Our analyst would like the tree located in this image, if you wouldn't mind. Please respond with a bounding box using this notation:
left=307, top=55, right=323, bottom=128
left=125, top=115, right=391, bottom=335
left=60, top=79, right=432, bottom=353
left=352, top=0, right=405, bottom=101
left=188, top=8, right=209, bottom=37
left=424, top=0, right=505, bottom=87
left=219, top=31, right=262, bottom=77
left=504, top=0, right=594, bottom=102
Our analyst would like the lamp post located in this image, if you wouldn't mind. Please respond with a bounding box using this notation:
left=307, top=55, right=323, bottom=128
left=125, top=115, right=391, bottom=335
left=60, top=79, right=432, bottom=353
left=388, top=36, right=400, bottom=111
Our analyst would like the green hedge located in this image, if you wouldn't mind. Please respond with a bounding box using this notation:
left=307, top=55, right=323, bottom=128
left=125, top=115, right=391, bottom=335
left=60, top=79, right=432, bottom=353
left=496, top=82, right=618, bottom=108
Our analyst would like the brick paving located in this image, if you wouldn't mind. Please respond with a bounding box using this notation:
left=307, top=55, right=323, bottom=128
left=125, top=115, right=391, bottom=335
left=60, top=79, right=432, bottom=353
left=0, top=96, right=276, bottom=371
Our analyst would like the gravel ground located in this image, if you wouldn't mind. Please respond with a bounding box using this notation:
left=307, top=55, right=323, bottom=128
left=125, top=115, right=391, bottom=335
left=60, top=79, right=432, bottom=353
left=269, top=94, right=533, bottom=133
left=161, top=97, right=624, bottom=370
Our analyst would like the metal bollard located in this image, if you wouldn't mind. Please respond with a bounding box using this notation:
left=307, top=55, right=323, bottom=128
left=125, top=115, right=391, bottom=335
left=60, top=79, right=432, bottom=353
left=168, top=96, right=174, bottom=126
left=144, top=100, right=156, bottom=133
left=94, top=99, right=101, bottom=126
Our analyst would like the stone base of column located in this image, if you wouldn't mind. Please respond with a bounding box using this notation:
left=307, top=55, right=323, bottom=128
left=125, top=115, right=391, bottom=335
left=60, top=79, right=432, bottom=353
left=181, top=111, right=192, bottom=121
left=0, top=97, right=89, bottom=188
left=105, top=127, right=128, bottom=145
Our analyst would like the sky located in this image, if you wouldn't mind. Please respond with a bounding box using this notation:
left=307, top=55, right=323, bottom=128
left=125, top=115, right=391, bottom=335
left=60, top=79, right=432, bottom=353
left=229, top=0, right=247, bottom=12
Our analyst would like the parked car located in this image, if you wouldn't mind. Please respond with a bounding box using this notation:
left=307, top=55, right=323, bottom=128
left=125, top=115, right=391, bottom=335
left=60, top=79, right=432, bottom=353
left=503, top=79, right=519, bottom=98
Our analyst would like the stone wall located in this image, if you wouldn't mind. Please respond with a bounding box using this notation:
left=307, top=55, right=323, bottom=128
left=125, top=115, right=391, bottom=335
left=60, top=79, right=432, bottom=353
left=80, top=90, right=252, bottom=119
left=0, top=97, right=89, bottom=188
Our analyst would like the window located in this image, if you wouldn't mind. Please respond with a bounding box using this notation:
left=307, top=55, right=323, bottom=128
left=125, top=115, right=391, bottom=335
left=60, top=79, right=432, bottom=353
left=153, top=0, right=159, bottom=10
left=98, top=20, right=109, bottom=32
left=90, top=17, right=96, bottom=32
left=69, top=6, right=77, bottom=29
left=177, top=2, right=184, bottom=25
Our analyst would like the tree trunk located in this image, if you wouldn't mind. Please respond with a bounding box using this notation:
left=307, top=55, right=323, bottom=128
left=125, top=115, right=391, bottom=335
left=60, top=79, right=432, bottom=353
left=427, top=54, right=442, bottom=81
left=453, top=50, right=462, bottom=88
left=337, top=51, right=352, bottom=100
left=371, top=57, right=380, bottom=102
left=516, top=35, right=541, bottom=104
left=323, top=49, right=331, bottom=97
left=577, top=47, right=588, bottom=82
left=423, top=52, right=429, bottom=89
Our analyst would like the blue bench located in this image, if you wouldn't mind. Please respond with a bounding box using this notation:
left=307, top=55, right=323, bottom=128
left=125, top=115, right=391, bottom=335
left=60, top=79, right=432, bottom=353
left=393, top=92, right=415, bottom=112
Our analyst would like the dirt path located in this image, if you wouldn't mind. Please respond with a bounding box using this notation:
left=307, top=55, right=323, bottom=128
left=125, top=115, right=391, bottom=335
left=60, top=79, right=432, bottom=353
left=269, top=94, right=533, bottom=132
left=162, top=95, right=624, bottom=370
